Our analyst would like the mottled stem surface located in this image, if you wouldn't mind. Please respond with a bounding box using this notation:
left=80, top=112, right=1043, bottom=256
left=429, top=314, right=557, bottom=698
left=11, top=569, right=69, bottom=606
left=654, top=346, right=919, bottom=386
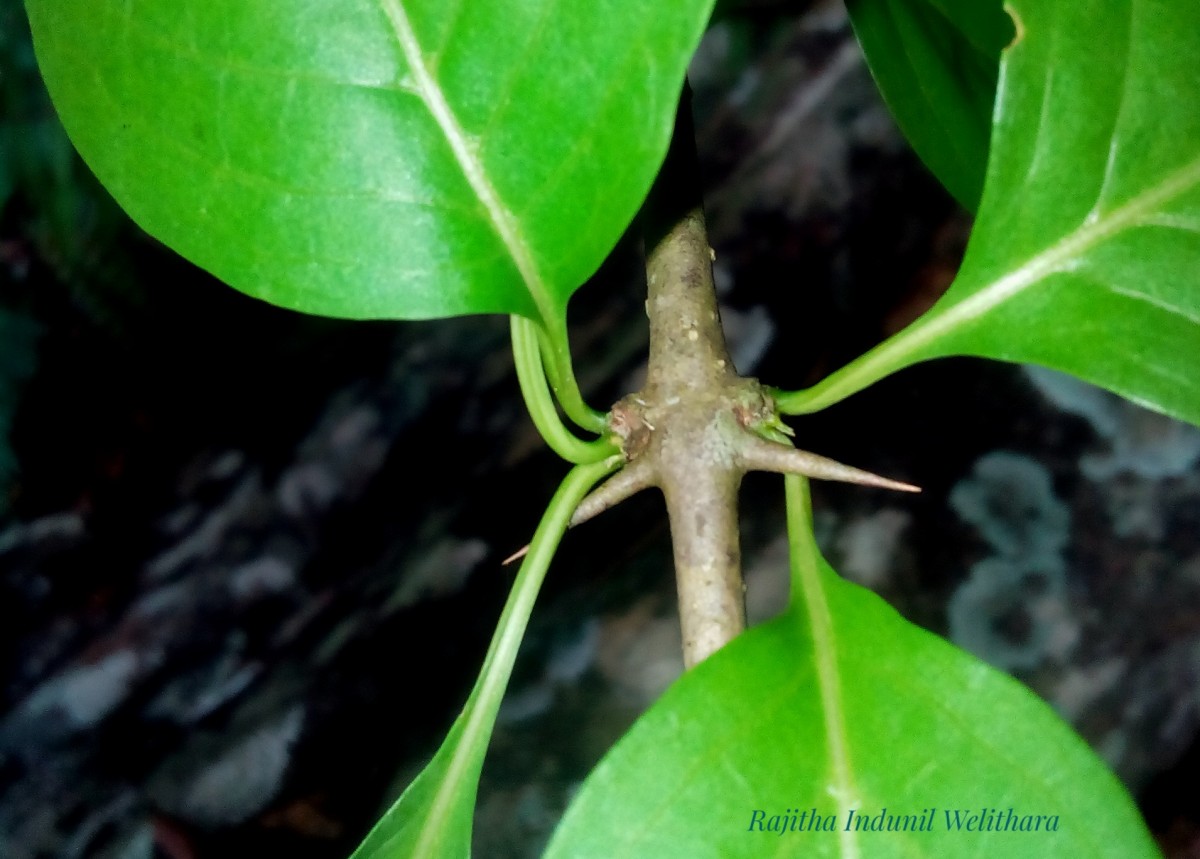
left=645, top=208, right=748, bottom=666
left=640, top=92, right=750, bottom=667
left=576, top=89, right=918, bottom=667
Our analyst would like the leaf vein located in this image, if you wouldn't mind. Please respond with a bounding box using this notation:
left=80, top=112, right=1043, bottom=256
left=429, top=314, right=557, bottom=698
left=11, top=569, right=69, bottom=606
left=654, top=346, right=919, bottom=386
left=888, top=0, right=977, bottom=178
left=377, top=0, right=553, bottom=322
left=84, top=42, right=486, bottom=217
left=861, top=657, right=1120, bottom=859
left=1085, top=0, right=1136, bottom=221
left=112, top=10, right=422, bottom=98
left=425, top=0, right=468, bottom=73
left=915, top=151, right=1200, bottom=352
left=1105, top=283, right=1200, bottom=327
left=1136, top=211, right=1200, bottom=236
left=474, top=0, right=564, bottom=144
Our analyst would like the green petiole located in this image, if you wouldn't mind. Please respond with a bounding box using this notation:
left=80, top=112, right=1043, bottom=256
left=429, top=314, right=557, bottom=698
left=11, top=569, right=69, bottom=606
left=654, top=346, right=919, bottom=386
left=511, top=316, right=616, bottom=464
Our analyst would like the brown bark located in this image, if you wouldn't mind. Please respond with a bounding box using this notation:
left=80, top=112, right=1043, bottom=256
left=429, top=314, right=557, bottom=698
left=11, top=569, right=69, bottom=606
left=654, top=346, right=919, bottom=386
left=572, top=90, right=918, bottom=668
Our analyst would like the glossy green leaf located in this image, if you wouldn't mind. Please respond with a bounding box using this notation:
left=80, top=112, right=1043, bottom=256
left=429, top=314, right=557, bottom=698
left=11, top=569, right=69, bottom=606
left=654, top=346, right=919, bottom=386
left=846, top=0, right=1012, bottom=211
left=546, top=477, right=1161, bottom=858
left=25, top=0, right=715, bottom=324
left=778, top=0, right=1200, bottom=429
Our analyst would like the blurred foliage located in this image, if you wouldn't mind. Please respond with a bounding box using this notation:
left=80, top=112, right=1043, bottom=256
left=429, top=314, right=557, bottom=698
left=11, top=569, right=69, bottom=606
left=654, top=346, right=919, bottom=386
left=2, top=0, right=146, bottom=327
left=1, top=0, right=155, bottom=518
left=0, top=304, right=38, bottom=514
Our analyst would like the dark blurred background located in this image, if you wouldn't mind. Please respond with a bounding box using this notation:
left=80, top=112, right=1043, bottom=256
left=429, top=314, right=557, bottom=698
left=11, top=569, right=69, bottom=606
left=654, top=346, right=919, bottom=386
left=2, top=0, right=1198, bottom=856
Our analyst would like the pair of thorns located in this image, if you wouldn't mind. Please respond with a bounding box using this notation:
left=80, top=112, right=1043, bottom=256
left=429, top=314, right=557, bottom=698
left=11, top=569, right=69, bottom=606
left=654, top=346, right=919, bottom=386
left=503, top=411, right=918, bottom=565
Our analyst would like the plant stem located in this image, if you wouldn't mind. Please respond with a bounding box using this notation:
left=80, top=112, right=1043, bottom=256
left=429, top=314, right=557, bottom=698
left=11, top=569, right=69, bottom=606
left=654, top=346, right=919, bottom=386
left=642, top=90, right=747, bottom=668
left=768, top=329, right=913, bottom=415
left=586, top=89, right=916, bottom=668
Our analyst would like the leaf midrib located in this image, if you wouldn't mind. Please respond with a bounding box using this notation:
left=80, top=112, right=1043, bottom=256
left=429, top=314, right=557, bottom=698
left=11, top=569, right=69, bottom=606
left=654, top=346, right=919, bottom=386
left=797, top=566, right=862, bottom=859
left=918, top=152, right=1200, bottom=350
left=806, top=151, right=1200, bottom=412
left=377, top=0, right=553, bottom=323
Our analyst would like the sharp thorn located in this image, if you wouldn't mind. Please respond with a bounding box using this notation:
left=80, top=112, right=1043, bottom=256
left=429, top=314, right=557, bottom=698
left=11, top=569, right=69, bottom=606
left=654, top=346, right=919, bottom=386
left=503, top=456, right=635, bottom=566
left=501, top=544, right=530, bottom=566
left=740, top=435, right=920, bottom=493
left=570, top=456, right=659, bottom=527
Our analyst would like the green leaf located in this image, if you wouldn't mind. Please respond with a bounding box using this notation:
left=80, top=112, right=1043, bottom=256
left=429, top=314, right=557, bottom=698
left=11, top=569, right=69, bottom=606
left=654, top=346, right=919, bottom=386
left=350, top=458, right=614, bottom=859
left=846, top=0, right=1012, bottom=211
left=778, top=0, right=1200, bottom=429
left=25, top=0, right=715, bottom=324
left=546, top=477, right=1161, bottom=859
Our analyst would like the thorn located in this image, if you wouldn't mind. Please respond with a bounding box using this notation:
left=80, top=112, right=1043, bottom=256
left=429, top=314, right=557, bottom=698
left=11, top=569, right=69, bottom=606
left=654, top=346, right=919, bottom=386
left=501, top=544, right=530, bottom=566
left=739, top=435, right=920, bottom=493
left=570, top=456, right=659, bottom=527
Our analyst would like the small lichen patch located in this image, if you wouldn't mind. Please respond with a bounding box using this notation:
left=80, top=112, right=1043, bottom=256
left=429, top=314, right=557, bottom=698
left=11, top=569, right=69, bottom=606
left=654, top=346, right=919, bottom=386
left=948, top=451, right=1077, bottom=671
left=950, top=451, right=1069, bottom=559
